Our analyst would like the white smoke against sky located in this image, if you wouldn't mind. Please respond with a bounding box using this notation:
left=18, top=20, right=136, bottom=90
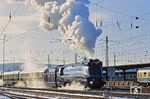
left=7, top=0, right=102, bottom=56
left=21, top=39, right=37, bottom=71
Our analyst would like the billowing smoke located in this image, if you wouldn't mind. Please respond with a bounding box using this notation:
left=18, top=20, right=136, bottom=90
left=59, top=81, right=88, bottom=91
left=22, top=39, right=38, bottom=71
left=7, top=0, right=102, bottom=56
left=15, top=79, right=47, bottom=88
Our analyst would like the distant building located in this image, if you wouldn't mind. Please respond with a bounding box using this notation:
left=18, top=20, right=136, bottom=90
left=0, top=63, right=22, bottom=72
left=0, top=63, right=58, bottom=72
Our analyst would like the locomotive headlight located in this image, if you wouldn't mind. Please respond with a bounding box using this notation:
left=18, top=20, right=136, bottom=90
left=90, top=81, right=93, bottom=85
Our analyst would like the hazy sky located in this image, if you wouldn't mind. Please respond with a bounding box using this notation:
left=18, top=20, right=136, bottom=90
left=0, top=0, right=150, bottom=66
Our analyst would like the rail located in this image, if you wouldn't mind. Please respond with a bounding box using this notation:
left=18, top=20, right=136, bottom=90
left=0, top=87, right=105, bottom=99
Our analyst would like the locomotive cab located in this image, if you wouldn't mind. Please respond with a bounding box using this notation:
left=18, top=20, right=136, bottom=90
left=55, top=65, right=65, bottom=87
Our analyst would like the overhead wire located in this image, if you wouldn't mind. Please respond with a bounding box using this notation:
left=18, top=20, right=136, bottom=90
left=6, top=26, right=39, bottom=42
left=91, top=1, right=150, bottom=22
left=0, top=1, right=23, bottom=38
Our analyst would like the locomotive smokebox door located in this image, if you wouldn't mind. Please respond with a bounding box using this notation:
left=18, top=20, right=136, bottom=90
left=85, top=59, right=105, bottom=89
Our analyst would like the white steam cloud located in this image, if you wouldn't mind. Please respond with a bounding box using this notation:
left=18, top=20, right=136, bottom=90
left=7, top=0, right=102, bottom=56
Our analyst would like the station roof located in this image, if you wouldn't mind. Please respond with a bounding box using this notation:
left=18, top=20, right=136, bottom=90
left=103, top=63, right=150, bottom=70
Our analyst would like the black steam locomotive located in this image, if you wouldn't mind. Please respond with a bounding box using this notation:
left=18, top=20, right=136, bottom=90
left=55, top=59, right=105, bottom=89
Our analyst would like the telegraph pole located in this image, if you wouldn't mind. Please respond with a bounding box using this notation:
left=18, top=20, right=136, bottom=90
left=48, top=54, right=50, bottom=68
left=75, top=53, right=77, bottom=63
left=12, top=57, right=15, bottom=70
left=2, top=35, right=6, bottom=84
left=105, top=36, right=109, bottom=81
left=105, top=36, right=109, bottom=67
left=114, top=52, right=116, bottom=66
left=63, top=60, right=65, bottom=65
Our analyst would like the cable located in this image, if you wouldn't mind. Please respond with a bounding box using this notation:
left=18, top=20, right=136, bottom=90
left=0, top=19, right=11, bottom=37
left=90, top=1, right=150, bottom=22
left=0, top=1, right=23, bottom=38
left=140, top=11, right=150, bottom=17
left=6, top=26, right=38, bottom=42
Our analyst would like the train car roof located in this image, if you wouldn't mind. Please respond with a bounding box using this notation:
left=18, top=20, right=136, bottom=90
left=4, top=71, right=21, bottom=75
left=20, top=68, right=48, bottom=74
left=137, top=70, right=150, bottom=72
left=138, top=67, right=150, bottom=71
left=125, top=68, right=137, bottom=72
left=137, top=67, right=150, bottom=72
left=56, top=63, right=83, bottom=69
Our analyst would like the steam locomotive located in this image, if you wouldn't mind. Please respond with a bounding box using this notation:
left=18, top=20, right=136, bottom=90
left=1, top=59, right=105, bottom=89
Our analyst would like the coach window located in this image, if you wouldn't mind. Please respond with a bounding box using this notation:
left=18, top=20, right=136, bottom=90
left=37, top=73, right=39, bottom=78
left=60, top=68, right=64, bottom=76
left=140, top=73, right=142, bottom=77
left=126, top=75, right=128, bottom=79
left=41, top=73, right=44, bottom=77
left=148, top=72, right=150, bottom=77
left=130, top=75, right=132, bottom=79
left=144, top=72, right=146, bottom=77
left=133, top=75, right=136, bottom=78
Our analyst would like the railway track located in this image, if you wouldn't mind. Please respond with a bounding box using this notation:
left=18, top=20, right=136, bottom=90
left=0, top=87, right=105, bottom=99
left=0, top=86, right=150, bottom=99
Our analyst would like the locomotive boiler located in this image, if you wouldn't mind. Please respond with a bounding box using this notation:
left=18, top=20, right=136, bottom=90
left=55, top=59, right=105, bottom=89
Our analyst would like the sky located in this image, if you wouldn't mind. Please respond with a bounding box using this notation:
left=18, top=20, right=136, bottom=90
left=0, top=0, right=150, bottom=66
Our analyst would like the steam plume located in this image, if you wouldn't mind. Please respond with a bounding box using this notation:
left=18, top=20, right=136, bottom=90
left=7, top=0, right=102, bottom=56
